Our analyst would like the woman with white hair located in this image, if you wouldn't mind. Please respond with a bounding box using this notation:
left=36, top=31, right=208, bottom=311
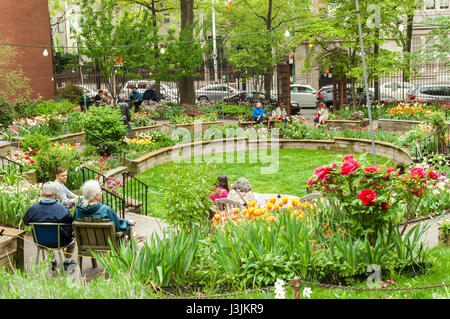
left=227, top=177, right=256, bottom=207
left=73, top=180, right=136, bottom=232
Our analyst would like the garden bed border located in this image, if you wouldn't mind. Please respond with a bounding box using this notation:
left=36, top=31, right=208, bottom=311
left=126, top=137, right=413, bottom=175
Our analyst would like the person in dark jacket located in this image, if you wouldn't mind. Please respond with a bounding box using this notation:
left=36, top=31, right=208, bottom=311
left=23, top=182, right=76, bottom=271
left=142, top=84, right=158, bottom=104
left=128, top=87, right=142, bottom=113
left=117, top=96, right=132, bottom=132
left=94, top=89, right=104, bottom=106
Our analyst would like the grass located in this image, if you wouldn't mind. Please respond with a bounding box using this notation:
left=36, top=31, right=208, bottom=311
left=137, top=149, right=391, bottom=219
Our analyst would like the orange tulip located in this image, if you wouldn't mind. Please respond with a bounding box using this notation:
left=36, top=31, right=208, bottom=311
left=267, top=202, right=274, bottom=210
left=273, top=204, right=279, bottom=211
left=248, top=207, right=255, bottom=215
left=282, top=197, right=288, bottom=204
left=269, top=196, right=276, bottom=204
left=248, top=201, right=256, bottom=208
left=233, top=208, right=239, bottom=215
left=267, top=216, right=275, bottom=223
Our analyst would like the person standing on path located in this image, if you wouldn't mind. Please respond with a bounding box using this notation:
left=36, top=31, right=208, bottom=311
left=117, top=96, right=132, bottom=133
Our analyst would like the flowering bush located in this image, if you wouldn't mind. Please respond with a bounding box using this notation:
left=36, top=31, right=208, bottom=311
left=306, top=154, right=442, bottom=242
left=102, top=177, right=124, bottom=196
left=9, top=150, right=37, bottom=167
left=384, top=102, right=435, bottom=121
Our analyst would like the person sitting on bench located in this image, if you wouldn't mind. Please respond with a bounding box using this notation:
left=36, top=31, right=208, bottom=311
left=252, top=102, right=264, bottom=124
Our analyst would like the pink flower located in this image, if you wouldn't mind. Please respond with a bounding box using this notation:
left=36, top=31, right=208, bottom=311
left=364, top=165, right=379, bottom=173
left=340, top=159, right=360, bottom=176
left=358, top=189, right=378, bottom=205
left=342, top=154, right=354, bottom=162
left=314, top=166, right=331, bottom=181
left=307, top=178, right=317, bottom=186
left=428, top=171, right=440, bottom=180
left=410, top=168, right=426, bottom=180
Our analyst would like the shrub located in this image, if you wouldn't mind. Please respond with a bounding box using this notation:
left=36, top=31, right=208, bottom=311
left=12, top=99, right=41, bottom=118
left=66, top=110, right=86, bottom=133
left=34, top=99, right=75, bottom=116
left=21, top=134, right=52, bottom=152
left=83, top=106, right=127, bottom=156
left=34, top=143, right=81, bottom=183
left=56, top=82, right=83, bottom=104
left=0, top=97, right=14, bottom=128
left=160, top=163, right=217, bottom=233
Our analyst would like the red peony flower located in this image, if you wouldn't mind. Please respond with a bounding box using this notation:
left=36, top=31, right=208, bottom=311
left=364, top=165, right=379, bottom=173
left=307, top=178, right=317, bottom=186
left=410, top=168, right=426, bottom=180
left=314, top=166, right=331, bottom=181
left=342, top=154, right=354, bottom=162
left=71, top=144, right=76, bottom=147
left=428, top=171, right=440, bottom=180
left=340, top=159, right=360, bottom=176
left=359, top=189, right=378, bottom=205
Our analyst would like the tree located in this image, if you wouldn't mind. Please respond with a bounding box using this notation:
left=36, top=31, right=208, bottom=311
left=74, top=0, right=159, bottom=102
left=215, top=0, right=311, bottom=99
left=0, top=41, right=31, bottom=102
left=301, top=0, right=417, bottom=110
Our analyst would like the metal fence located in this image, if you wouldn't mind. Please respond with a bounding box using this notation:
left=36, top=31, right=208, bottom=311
left=122, top=171, right=149, bottom=216
left=0, top=155, right=24, bottom=175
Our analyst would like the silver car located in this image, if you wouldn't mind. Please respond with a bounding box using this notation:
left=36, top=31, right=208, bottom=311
left=408, top=84, right=450, bottom=104
left=195, top=84, right=241, bottom=103
left=290, top=84, right=318, bottom=108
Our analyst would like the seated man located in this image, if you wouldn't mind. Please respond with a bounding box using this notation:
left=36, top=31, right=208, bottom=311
left=54, top=167, right=78, bottom=208
left=23, top=182, right=76, bottom=271
left=252, top=102, right=264, bottom=124
left=128, top=86, right=142, bottom=113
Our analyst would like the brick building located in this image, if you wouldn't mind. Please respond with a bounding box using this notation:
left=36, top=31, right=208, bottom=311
left=0, top=0, right=55, bottom=100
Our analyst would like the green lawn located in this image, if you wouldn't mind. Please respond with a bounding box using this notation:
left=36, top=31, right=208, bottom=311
left=137, top=149, right=391, bottom=219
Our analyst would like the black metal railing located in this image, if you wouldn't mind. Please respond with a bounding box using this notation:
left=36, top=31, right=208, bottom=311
left=81, top=166, right=106, bottom=186
left=414, top=126, right=449, bottom=160
left=102, top=187, right=126, bottom=219
left=0, top=155, right=24, bottom=175
left=122, top=171, right=149, bottom=216
left=84, top=130, right=128, bottom=167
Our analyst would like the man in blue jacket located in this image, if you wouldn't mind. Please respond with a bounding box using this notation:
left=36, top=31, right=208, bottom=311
left=252, top=102, right=264, bottom=124
left=23, top=182, right=76, bottom=271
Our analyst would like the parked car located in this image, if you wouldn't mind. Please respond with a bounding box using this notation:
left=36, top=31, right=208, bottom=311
left=120, top=80, right=178, bottom=103
left=195, top=84, right=242, bottom=103
left=407, top=84, right=450, bottom=104
left=316, top=85, right=377, bottom=110
left=290, top=84, right=317, bottom=108
left=376, top=81, right=415, bottom=101
left=222, top=91, right=277, bottom=106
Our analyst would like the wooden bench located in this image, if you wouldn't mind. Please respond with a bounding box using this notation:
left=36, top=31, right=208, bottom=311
left=72, top=217, right=133, bottom=273
left=238, top=120, right=268, bottom=129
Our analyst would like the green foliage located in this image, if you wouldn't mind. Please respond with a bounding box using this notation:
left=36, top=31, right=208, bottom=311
left=160, top=163, right=217, bottom=233
left=34, top=143, right=81, bottom=183
left=0, top=97, right=14, bottom=128
left=34, top=99, right=76, bottom=116
left=440, top=219, right=450, bottom=236
left=169, top=113, right=219, bottom=124
left=0, top=183, right=41, bottom=229
left=56, top=82, right=83, bottom=104
left=21, top=134, right=52, bottom=152
left=83, top=106, right=127, bottom=155
left=66, top=110, right=87, bottom=133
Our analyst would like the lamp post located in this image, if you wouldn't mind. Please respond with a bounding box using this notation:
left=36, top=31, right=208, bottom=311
left=212, top=0, right=218, bottom=83
left=355, top=0, right=377, bottom=165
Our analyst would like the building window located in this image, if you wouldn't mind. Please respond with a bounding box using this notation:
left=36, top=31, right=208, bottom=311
left=58, top=20, right=65, bottom=33
left=440, top=0, right=450, bottom=9
left=425, top=0, right=436, bottom=9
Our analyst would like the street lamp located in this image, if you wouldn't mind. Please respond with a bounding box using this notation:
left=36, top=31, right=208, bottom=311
left=284, top=28, right=290, bottom=38
left=43, top=48, right=49, bottom=57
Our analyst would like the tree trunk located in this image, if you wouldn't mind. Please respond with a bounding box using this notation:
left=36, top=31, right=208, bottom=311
left=402, top=13, right=414, bottom=83
left=374, top=28, right=380, bottom=102
left=276, top=63, right=291, bottom=115
left=180, top=0, right=195, bottom=105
